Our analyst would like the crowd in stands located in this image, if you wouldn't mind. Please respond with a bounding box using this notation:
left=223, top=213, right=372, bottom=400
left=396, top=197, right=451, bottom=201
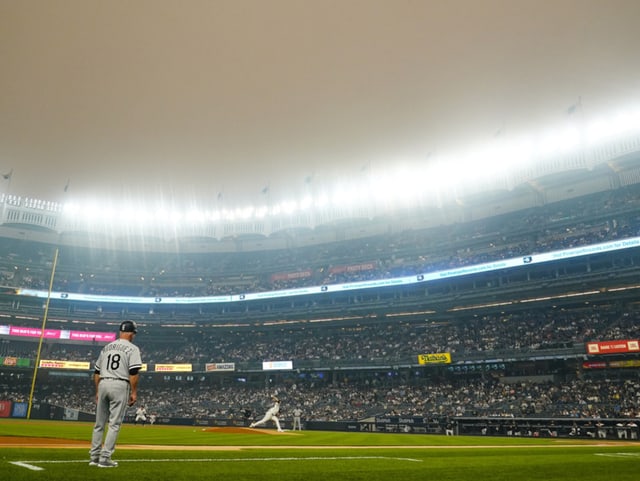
left=2, top=306, right=639, bottom=366
left=1, top=186, right=640, bottom=299
left=2, top=187, right=640, bottom=431
left=1, top=304, right=639, bottom=424
left=2, top=373, right=639, bottom=425
left=135, top=307, right=638, bottom=366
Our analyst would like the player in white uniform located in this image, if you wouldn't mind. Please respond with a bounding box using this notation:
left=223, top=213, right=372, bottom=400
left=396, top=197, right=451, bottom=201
left=250, top=395, right=283, bottom=432
left=135, top=405, right=148, bottom=425
left=89, top=320, right=142, bottom=467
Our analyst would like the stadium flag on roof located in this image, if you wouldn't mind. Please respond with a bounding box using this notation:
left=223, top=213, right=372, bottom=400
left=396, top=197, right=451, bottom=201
left=567, top=96, right=583, bottom=116
left=261, top=184, right=270, bottom=195
left=2, top=169, right=12, bottom=180
left=63, top=178, right=70, bottom=192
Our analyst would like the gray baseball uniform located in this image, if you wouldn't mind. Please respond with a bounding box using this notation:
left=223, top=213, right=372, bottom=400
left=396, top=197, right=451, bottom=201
left=90, top=322, right=142, bottom=466
left=250, top=396, right=283, bottom=431
left=292, top=407, right=303, bottom=430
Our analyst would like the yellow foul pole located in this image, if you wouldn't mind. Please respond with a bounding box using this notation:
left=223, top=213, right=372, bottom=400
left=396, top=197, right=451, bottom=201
left=27, top=247, right=59, bottom=420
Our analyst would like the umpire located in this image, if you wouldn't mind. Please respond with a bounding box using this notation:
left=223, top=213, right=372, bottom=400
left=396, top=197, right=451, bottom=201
left=89, top=320, right=143, bottom=468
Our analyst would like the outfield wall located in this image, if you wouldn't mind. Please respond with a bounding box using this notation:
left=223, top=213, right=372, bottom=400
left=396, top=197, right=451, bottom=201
left=7, top=400, right=636, bottom=441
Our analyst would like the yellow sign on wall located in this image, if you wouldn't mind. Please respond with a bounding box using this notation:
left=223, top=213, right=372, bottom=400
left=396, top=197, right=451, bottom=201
left=154, top=363, right=193, bottom=372
left=417, top=353, right=452, bottom=365
left=39, top=360, right=91, bottom=370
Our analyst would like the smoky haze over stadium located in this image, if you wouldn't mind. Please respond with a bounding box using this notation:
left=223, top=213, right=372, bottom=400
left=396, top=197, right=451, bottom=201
left=2, top=3, right=640, bottom=439
left=2, top=0, right=640, bottom=207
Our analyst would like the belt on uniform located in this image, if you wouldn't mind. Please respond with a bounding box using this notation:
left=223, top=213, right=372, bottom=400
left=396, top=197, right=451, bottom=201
left=101, top=377, right=129, bottom=383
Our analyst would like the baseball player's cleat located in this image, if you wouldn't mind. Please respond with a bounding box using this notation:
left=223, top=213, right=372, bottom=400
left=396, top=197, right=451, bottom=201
left=98, top=459, right=118, bottom=468
left=89, top=459, right=99, bottom=466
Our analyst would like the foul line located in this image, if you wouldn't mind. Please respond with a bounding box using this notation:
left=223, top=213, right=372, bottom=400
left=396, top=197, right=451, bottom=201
left=10, top=455, right=422, bottom=471
left=9, top=461, right=45, bottom=472
left=594, top=453, right=640, bottom=458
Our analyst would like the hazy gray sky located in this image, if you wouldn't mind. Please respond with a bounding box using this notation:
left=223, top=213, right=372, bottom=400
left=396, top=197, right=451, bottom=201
left=1, top=0, right=640, bottom=206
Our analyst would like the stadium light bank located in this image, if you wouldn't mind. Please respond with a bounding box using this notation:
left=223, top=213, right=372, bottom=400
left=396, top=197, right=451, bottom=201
left=8, top=104, right=640, bottom=229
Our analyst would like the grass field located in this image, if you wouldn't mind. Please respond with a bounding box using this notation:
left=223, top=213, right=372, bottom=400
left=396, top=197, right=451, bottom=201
left=1, top=419, right=639, bottom=481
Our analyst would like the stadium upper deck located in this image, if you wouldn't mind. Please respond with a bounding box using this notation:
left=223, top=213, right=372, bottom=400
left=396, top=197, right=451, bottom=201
left=1, top=129, right=640, bottom=246
left=0, top=130, right=639, bottom=334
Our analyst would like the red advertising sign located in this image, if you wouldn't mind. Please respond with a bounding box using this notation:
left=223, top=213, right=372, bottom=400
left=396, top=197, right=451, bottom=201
left=0, top=401, right=12, bottom=418
left=68, top=331, right=116, bottom=342
left=270, top=270, right=312, bottom=282
left=586, top=339, right=640, bottom=355
left=582, top=361, right=607, bottom=369
left=4, top=325, right=115, bottom=342
left=9, top=326, right=60, bottom=338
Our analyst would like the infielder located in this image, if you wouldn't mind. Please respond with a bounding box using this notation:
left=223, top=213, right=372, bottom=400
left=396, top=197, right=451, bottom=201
left=89, top=320, right=142, bottom=467
left=250, top=395, right=283, bottom=432
left=135, top=405, right=148, bottom=425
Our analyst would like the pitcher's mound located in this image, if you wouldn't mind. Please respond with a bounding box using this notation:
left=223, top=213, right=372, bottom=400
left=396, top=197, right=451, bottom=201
left=202, top=427, right=293, bottom=435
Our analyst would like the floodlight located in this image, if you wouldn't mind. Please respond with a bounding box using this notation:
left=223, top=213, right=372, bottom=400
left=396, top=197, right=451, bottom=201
left=314, top=193, right=329, bottom=208
left=221, top=209, right=235, bottom=221
left=255, top=205, right=269, bottom=218
left=185, top=209, right=206, bottom=223
left=239, top=206, right=254, bottom=219
left=299, top=195, right=313, bottom=210
left=63, top=202, right=79, bottom=215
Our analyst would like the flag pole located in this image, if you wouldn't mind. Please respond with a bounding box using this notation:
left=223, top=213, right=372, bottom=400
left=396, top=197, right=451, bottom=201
left=2, top=169, right=13, bottom=194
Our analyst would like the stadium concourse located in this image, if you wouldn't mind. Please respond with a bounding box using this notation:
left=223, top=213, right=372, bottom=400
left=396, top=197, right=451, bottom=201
left=1, top=177, right=640, bottom=438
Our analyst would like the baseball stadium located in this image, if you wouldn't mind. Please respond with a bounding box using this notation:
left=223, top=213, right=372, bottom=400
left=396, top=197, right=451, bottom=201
left=2, top=2, right=640, bottom=480
left=2, top=117, right=640, bottom=478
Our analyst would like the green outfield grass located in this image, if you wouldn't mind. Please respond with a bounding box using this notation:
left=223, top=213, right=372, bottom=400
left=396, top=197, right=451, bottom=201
left=1, top=419, right=639, bottom=481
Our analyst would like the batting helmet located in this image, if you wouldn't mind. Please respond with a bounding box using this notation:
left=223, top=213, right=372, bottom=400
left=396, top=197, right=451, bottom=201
left=120, top=320, right=138, bottom=334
